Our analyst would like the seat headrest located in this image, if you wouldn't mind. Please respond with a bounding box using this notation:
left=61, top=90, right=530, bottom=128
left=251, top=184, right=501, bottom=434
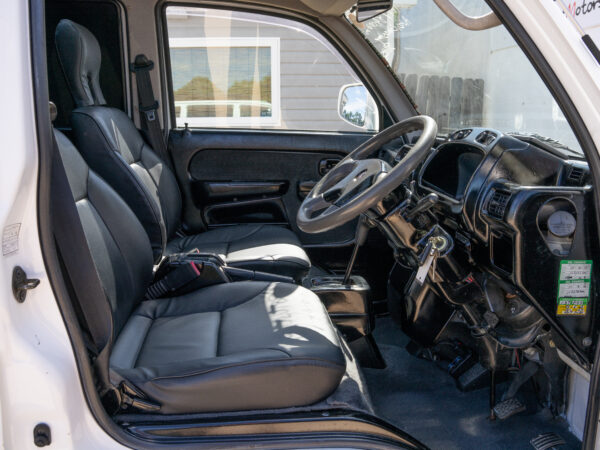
left=55, top=19, right=107, bottom=107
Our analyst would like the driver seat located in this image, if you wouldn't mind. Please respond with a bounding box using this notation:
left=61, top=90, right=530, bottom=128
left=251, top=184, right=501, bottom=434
left=54, top=19, right=310, bottom=280
left=53, top=128, right=346, bottom=414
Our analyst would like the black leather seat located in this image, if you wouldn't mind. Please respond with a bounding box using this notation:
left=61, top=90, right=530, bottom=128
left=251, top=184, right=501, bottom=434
left=54, top=19, right=310, bottom=280
left=54, top=129, right=345, bottom=414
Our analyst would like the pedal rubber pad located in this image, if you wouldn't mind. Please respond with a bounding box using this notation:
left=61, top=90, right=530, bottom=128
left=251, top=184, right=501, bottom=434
left=493, top=397, right=526, bottom=420
left=530, top=432, right=566, bottom=449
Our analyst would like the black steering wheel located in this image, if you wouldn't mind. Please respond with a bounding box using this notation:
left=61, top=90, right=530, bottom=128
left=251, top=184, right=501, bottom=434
left=297, top=115, right=437, bottom=233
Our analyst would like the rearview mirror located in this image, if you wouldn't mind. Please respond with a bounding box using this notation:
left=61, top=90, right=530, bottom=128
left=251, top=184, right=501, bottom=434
left=355, top=0, right=393, bottom=22
left=338, top=83, right=379, bottom=130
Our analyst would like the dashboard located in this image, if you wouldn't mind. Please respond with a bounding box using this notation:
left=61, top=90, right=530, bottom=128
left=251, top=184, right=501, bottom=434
left=385, top=127, right=597, bottom=359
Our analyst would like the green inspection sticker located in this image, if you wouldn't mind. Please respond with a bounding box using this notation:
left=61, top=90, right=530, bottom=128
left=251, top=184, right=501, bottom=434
left=556, top=260, right=592, bottom=316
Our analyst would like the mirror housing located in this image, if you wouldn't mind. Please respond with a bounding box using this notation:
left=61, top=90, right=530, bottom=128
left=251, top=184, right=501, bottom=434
left=355, top=0, right=392, bottom=22
left=338, top=83, right=379, bottom=130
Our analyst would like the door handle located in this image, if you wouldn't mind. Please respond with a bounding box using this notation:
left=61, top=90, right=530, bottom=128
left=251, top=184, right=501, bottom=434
left=298, top=180, right=317, bottom=199
left=319, top=158, right=341, bottom=176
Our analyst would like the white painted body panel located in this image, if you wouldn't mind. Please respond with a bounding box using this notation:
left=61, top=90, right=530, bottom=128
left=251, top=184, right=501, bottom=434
left=0, top=1, right=123, bottom=448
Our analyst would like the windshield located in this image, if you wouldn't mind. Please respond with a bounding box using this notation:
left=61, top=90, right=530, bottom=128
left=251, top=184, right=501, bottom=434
left=348, top=0, right=582, bottom=154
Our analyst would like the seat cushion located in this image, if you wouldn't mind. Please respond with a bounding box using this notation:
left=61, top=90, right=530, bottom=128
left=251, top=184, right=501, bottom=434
left=110, top=281, right=345, bottom=414
left=166, top=225, right=311, bottom=280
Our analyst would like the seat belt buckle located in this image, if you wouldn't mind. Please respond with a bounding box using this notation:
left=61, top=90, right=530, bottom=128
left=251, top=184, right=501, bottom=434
left=146, top=261, right=203, bottom=299
left=140, top=101, right=159, bottom=122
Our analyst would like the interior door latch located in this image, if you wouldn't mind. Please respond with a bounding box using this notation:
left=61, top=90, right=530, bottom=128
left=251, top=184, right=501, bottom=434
left=319, top=158, right=341, bottom=176
left=12, top=266, right=40, bottom=303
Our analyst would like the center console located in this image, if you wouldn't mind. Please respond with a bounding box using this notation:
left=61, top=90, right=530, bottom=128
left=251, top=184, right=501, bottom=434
left=303, top=275, right=371, bottom=342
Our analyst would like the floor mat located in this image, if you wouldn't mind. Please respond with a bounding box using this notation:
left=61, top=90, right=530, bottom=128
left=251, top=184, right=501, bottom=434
left=364, top=317, right=581, bottom=449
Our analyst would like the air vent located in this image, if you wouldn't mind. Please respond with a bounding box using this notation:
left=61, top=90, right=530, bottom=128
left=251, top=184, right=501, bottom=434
left=451, top=129, right=472, bottom=140
left=395, top=144, right=413, bottom=161
left=476, top=130, right=498, bottom=146
left=567, top=165, right=586, bottom=185
left=487, top=189, right=511, bottom=220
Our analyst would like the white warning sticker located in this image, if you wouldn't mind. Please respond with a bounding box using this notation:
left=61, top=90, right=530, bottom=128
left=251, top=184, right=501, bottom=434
left=2, top=223, right=21, bottom=255
left=559, top=262, right=593, bottom=280
left=558, top=281, right=590, bottom=298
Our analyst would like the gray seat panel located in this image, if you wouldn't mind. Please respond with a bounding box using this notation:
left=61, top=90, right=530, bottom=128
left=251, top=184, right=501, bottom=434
left=54, top=129, right=345, bottom=414
left=111, top=281, right=345, bottom=413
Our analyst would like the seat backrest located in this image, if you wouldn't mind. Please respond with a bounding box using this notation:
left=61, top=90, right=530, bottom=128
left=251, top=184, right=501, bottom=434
left=55, top=19, right=182, bottom=261
left=54, top=129, right=154, bottom=337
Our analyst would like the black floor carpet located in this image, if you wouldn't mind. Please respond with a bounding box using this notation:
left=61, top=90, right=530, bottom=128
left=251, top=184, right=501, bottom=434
left=364, top=317, right=581, bottom=450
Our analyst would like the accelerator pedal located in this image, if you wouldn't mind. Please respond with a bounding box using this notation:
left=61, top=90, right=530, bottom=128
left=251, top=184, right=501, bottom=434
left=492, top=397, right=526, bottom=420
left=530, top=432, right=566, bottom=450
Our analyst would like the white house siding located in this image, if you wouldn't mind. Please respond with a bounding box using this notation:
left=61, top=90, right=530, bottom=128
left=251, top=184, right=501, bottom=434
left=167, top=8, right=364, bottom=132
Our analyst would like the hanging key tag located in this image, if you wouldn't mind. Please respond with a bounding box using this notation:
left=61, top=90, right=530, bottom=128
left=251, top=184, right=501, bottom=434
left=416, top=239, right=436, bottom=284
left=416, top=249, right=435, bottom=284
left=415, top=236, right=448, bottom=285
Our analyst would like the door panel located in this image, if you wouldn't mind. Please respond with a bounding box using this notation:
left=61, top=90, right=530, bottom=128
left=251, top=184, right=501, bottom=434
left=204, top=197, right=288, bottom=225
left=168, top=129, right=372, bottom=246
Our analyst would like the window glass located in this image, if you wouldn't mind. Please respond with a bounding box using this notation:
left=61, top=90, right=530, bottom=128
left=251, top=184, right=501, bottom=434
left=349, top=0, right=582, bottom=154
left=166, top=6, right=379, bottom=132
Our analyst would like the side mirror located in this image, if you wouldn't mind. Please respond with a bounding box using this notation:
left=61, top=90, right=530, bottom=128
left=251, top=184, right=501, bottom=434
left=338, top=83, right=379, bottom=130
left=355, top=0, right=393, bottom=22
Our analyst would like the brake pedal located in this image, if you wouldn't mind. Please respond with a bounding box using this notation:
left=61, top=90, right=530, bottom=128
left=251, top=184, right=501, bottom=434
left=492, top=397, right=526, bottom=420
left=530, top=432, right=566, bottom=449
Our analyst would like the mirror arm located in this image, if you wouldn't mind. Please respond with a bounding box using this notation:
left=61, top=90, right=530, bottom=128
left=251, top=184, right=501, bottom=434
left=432, top=0, right=501, bottom=31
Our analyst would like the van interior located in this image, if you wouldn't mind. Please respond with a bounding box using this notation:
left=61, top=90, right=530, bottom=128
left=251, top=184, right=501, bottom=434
left=36, top=0, right=599, bottom=448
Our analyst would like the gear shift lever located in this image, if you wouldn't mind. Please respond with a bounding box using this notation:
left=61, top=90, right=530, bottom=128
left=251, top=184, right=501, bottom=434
left=343, top=215, right=371, bottom=285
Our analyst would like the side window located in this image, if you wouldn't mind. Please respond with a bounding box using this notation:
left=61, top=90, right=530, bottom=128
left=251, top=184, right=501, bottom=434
left=165, top=7, right=379, bottom=132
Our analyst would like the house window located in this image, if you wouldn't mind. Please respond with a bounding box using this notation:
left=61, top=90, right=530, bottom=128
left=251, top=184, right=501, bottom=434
left=170, top=37, right=280, bottom=127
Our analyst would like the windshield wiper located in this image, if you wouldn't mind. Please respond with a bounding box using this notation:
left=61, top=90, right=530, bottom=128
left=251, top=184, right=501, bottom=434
left=508, top=132, right=585, bottom=159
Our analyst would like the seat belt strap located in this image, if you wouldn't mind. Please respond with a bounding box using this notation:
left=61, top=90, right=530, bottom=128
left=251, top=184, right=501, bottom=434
left=131, top=54, right=173, bottom=170
left=50, top=131, right=113, bottom=390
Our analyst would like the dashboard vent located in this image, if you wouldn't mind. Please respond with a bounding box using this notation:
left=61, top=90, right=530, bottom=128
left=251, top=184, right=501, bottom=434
left=487, top=189, right=511, bottom=220
left=475, top=130, right=498, bottom=146
left=395, top=144, right=413, bottom=161
left=451, top=129, right=472, bottom=140
left=567, top=166, right=586, bottom=185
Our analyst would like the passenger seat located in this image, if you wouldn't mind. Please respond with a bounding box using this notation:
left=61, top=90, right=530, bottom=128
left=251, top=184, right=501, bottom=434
left=51, top=125, right=345, bottom=414
left=54, top=19, right=310, bottom=281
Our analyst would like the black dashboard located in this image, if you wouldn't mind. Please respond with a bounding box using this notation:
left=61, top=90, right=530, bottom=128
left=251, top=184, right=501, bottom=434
left=391, top=127, right=597, bottom=360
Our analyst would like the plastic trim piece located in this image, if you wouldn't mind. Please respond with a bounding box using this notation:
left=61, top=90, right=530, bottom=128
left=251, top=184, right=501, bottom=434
left=433, top=0, right=501, bottom=31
